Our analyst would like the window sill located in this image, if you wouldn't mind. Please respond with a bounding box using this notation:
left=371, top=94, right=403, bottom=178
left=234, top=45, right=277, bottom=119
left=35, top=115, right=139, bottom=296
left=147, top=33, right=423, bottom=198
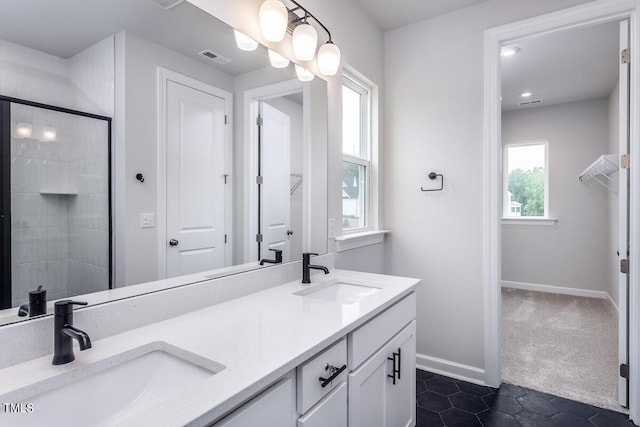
left=501, top=217, right=557, bottom=226
left=335, top=230, right=390, bottom=252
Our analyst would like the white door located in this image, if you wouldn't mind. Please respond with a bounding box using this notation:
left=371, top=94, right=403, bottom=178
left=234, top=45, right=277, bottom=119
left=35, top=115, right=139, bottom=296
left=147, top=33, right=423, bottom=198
left=166, top=80, right=227, bottom=278
left=618, top=19, right=630, bottom=408
left=259, top=102, right=291, bottom=261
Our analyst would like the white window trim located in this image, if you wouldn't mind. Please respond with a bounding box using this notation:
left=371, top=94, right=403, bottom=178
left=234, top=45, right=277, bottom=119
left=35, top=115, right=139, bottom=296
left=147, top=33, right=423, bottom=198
left=502, top=140, right=551, bottom=221
left=342, top=69, right=374, bottom=237
left=335, top=230, right=390, bottom=252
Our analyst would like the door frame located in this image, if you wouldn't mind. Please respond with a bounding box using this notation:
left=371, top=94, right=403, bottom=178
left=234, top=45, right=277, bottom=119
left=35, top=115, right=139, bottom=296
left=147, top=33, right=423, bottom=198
left=242, top=79, right=309, bottom=263
left=157, top=67, right=233, bottom=279
left=483, top=0, right=640, bottom=422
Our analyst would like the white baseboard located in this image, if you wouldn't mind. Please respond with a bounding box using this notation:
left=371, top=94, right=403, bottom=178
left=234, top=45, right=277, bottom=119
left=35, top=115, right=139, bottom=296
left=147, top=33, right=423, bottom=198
left=416, top=353, right=488, bottom=387
left=502, top=280, right=619, bottom=313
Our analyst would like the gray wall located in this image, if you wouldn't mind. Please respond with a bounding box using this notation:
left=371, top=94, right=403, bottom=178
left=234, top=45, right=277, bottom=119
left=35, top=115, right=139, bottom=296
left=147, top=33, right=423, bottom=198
left=502, top=99, right=611, bottom=294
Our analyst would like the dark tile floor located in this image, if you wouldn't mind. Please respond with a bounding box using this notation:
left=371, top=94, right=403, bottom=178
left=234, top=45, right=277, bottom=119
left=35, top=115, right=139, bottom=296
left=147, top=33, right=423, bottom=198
left=416, top=369, right=635, bottom=427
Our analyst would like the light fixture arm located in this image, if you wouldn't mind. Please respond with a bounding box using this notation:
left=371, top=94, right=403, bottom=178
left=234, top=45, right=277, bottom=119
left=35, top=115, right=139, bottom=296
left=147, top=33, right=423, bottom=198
left=286, top=0, right=333, bottom=42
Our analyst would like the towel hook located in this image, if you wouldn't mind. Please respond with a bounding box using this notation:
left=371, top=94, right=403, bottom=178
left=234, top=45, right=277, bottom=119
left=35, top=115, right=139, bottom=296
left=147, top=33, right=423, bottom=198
left=421, top=172, right=443, bottom=192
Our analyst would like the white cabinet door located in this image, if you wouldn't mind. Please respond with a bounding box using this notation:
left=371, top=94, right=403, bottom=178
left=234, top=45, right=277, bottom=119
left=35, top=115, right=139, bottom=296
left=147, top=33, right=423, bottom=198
left=215, top=378, right=295, bottom=427
left=348, top=321, right=416, bottom=427
left=387, top=321, right=416, bottom=427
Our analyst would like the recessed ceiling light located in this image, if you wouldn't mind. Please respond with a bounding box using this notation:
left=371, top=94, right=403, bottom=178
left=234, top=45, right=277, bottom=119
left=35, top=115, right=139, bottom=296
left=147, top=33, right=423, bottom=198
left=520, top=91, right=533, bottom=98
left=501, top=46, right=520, bottom=57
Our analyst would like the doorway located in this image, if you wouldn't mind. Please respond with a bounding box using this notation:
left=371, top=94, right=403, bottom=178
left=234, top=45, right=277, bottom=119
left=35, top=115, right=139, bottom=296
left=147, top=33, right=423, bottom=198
left=244, top=79, right=306, bottom=265
left=483, top=1, right=640, bottom=424
left=499, top=20, right=627, bottom=410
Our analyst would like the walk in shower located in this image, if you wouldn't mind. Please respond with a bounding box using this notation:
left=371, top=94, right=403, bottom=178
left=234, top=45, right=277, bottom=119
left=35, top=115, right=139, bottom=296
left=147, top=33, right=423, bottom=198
left=0, top=96, right=111, bottom=309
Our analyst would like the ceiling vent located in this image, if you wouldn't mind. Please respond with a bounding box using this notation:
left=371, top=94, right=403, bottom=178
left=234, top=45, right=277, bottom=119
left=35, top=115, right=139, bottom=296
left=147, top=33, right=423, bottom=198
left=144, top=0, right=185, bottom=10
left=198, top=50, right=231, bottom=65
left=519, top=99, right=543, bottom=107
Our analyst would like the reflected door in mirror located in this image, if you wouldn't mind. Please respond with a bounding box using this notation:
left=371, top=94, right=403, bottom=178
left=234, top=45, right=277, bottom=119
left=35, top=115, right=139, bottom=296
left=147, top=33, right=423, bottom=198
left=165, top=80, right=229, bottom=278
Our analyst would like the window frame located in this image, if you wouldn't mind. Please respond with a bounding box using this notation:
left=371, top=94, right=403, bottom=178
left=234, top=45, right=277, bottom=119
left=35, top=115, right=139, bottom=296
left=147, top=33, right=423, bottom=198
left=342, top=73, right=372, bottom=234
left=502, top=140, right=550, bottom=219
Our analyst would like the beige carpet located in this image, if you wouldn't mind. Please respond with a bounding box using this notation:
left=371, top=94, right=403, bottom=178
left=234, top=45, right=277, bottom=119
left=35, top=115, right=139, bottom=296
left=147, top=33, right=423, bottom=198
left=502, top=287, right=627, bottom=413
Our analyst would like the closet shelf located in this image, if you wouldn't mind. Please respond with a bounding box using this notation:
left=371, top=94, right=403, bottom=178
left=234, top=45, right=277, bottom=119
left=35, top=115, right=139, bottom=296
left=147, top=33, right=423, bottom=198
left=578, top=154, right=619, bottom=191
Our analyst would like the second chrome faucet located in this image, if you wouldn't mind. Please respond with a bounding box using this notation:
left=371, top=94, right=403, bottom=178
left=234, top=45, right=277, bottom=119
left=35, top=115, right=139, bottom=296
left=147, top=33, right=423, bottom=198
left=302, top=253, right=329, bottom=284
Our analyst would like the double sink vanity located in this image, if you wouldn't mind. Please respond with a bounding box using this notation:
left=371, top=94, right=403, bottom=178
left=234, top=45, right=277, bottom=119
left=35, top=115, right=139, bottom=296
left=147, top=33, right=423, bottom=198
left=0, top=261, right=420, bottom=426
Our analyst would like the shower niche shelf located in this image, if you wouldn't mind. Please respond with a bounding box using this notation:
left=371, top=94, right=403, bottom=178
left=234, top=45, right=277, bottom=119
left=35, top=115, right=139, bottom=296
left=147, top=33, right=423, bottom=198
left=578, top=154, right=619, bottom=191
left=39, top=189, right=78, bottom=196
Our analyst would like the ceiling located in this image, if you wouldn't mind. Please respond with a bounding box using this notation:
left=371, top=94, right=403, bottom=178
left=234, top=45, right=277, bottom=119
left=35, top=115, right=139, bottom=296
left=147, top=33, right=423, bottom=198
left=350, top=0, right=489, bottom=31
left=501, top=21, right=620, bottom=111
left=0, top=0, right=268, bottom=76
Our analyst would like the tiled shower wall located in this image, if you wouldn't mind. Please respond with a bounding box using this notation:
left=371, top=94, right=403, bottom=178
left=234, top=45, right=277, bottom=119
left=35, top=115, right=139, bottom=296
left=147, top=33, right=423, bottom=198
left=1, top=38, right=113, bottom=306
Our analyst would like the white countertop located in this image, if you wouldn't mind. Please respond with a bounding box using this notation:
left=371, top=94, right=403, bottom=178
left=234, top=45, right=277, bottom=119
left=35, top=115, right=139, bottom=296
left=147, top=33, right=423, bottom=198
left=0, top=269, right=420, bottom=426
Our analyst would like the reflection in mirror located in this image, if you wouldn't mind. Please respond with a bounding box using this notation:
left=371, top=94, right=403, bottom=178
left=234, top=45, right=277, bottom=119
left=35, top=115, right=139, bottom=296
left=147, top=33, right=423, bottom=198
left=0, top=0, right=328, bottom=324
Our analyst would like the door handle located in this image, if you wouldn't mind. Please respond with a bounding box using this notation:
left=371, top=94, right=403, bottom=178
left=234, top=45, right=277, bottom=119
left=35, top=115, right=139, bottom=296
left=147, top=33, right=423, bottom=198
left=169, top=239, right=179, bottom=246
left=387, top=347, right=401, bottom=385
left=287, top=230, right=294, bottom=236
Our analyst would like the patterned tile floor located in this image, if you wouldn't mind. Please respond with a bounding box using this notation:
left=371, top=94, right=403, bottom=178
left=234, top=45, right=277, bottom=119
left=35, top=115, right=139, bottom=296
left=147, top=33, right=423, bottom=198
left=416, top=369, right=635, bottom=427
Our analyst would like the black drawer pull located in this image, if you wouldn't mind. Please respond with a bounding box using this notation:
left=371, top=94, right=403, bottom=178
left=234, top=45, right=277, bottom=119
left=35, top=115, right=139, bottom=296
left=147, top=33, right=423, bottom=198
left=387, top=348, right=402, bottom=385
left=319, top=364, right=347, bottom=388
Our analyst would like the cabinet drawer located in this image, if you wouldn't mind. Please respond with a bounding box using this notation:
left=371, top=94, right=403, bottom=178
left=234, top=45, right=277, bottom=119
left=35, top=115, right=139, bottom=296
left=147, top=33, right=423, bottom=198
left=296, top=338, right=347, bottom=414
left=348, top=292, right=416, bottom=368
left=297, top=382, right=347, bottom=427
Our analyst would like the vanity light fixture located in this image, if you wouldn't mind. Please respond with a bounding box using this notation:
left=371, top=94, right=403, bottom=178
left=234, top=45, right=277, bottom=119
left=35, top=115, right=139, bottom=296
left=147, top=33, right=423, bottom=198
left=41, top=126, right=57, bottom=142
left=258, top=0, right=341, bottom=77
left=15, top=122, right=33, bottom=138
left=292, top=19, right=318, bottom=61
left=234, top=30, right=259, bottom=51
left=268, top=49, right=290, bottom=68
left=501, top=46, right=520, bottom=57
left=295, top=64, right=315, bottom=82
left=520, top=91, right=533, bottom=98
left=259, top=0, right=289, bottom=42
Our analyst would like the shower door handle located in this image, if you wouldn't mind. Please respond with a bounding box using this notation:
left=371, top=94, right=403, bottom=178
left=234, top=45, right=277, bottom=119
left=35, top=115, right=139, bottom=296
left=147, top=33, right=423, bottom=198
left=169, top=239, right=179, bottom=246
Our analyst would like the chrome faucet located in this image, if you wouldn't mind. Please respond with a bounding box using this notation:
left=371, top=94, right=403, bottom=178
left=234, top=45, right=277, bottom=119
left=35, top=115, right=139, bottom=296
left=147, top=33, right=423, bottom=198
left=52, top=300, right=91, bottom=365
left=302, top=252, right=329, bottom=284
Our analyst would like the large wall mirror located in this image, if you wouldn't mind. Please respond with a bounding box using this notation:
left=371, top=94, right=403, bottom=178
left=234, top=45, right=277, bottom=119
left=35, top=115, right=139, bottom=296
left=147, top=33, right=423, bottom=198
left=0, top=0, right=328, bottom=325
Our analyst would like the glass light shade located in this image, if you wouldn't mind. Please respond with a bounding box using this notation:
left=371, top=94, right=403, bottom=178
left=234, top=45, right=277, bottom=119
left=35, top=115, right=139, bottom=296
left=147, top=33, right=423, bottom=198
left=317, top=42, right=341, bottom=76
left=268, top=49, right=290, bottom=68
left=259, top=0, right=288, bottom=42
left=41, top=126, right=57, bottom=142
left=15, top=122, right=32, bottom=138
left=292, top=23, right=318, bottom=61
left=233, top=30, right=258, bottom=51
left=295, top=64, right=314, bottom=82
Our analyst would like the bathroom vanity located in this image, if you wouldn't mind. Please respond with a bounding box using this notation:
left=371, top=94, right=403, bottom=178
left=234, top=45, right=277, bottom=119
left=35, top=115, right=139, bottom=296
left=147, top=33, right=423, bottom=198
left=0, top=268, right=419, bottom=426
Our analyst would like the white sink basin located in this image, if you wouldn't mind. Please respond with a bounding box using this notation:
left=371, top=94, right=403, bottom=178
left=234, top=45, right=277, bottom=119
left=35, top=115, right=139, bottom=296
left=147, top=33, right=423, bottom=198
left=295, top=279, right=382, bottom=304
left=2, top=342, right=224, bottom=426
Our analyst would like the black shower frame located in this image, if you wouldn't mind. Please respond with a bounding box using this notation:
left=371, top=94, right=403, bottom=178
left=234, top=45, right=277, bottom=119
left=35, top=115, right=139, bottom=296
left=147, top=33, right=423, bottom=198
left=0, top=95, right=113, bottom=309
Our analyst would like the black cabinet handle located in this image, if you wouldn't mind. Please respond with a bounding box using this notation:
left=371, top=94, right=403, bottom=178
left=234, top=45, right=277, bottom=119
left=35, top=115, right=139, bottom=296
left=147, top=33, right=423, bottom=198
left=387, top=348, right=401, bottom=385
left=318, top=364, right=347, bottom=388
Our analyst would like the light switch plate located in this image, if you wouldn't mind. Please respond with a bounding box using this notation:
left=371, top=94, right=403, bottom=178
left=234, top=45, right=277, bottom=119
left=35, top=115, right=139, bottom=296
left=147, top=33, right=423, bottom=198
left=328, top=218, right=335, bottom=238
left=140, top=213, right=155, bottom=228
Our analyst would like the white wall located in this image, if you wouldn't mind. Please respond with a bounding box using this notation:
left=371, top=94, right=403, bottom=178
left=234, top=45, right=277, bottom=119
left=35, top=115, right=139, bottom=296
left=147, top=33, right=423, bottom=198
left=502, top=99, right=611, bottom=294
left=384, top=0, right=594, bottom=374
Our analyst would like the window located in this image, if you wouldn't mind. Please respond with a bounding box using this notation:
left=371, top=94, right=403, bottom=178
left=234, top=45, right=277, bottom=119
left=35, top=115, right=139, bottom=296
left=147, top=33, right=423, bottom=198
left=342, top=74, right=370, bottom=231
left=503, top=141, right=549, bottom=218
